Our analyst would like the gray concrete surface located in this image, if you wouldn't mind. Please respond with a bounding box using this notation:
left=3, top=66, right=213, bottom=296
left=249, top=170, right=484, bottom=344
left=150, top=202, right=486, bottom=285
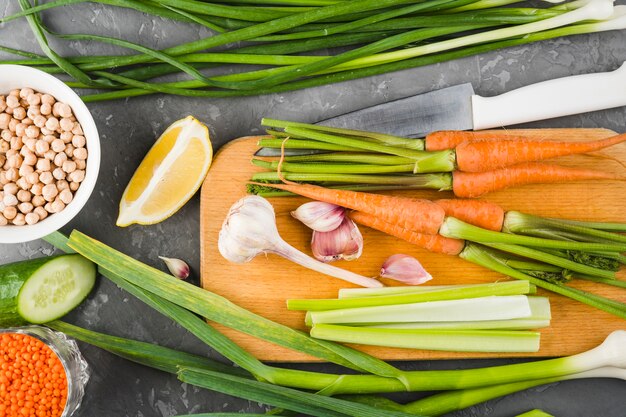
left=1, top=1, right=626, bottom=415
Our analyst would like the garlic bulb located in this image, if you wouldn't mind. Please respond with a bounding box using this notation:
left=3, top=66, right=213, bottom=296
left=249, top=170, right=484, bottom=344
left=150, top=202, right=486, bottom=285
left=159, top=256, right=190, bottom=280
left=311, top=217, right=363, bottom=263
left=292, top=201, right=345, bottom=232
left=380, top=254, right=432, bottom=285
left=219, top=196, right=382, bottom=288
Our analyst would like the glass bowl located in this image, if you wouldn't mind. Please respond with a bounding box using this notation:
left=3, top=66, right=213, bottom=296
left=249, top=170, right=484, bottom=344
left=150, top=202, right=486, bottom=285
left=0, top=325, right=90, bottom=417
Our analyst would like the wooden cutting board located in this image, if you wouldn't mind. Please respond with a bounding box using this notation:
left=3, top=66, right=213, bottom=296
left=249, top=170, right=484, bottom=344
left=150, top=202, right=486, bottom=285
left=200, top=128, right=626, bottom=362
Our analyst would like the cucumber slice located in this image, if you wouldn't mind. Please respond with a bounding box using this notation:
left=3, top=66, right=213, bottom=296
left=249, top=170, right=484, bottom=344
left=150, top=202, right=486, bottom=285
left=16, top=254, right=96, bottom=324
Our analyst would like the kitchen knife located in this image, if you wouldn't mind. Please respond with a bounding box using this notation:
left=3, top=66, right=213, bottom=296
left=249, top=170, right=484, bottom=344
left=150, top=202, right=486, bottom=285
left=255, top=62, right=626, bottom=157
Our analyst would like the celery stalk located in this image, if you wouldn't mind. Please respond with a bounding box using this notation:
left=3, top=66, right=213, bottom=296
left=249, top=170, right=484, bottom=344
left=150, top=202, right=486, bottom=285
left=288, top=280, right=532, bottom=311
left=307, top=295, right=533, bottom=325
left=310, top=324, right=541, bottom=352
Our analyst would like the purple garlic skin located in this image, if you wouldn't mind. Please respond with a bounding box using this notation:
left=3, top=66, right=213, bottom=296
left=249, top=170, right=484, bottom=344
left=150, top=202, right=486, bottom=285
left=292, top=201, right=345, bottom=232
left=311, top=217, right=363, bottom=263
left=380, top=254, right=432, bottom=285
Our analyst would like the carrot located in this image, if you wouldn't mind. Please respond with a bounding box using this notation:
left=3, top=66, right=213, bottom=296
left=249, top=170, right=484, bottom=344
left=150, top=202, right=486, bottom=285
left=455, top=133, right=626, bottom=172
left=452, top=162, right=624, bottom=198
left=425, top=130, right=522, bottom=151
left=250, top=182, right=446, bottom=234
left=434, top=199, right=504, bottom=232
left=349, top=211, right=465, bottom=255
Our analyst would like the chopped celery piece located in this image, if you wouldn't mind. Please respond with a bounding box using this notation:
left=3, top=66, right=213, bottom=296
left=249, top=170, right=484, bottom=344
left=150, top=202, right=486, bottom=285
left=310, top=325, right=541, bottom=352
left=307, top=295, right=532, bottom=325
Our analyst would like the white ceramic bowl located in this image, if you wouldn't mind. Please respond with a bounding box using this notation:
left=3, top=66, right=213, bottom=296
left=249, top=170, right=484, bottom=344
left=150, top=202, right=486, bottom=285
left=0, top=65, right=100, bottom=244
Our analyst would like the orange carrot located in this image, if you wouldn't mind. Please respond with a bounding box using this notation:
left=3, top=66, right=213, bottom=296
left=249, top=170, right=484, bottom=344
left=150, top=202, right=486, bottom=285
left=434, top=199, right=505, bottom=231
left=455, top=133, right=626, bottom=172
left=425, top=131, right=522, bottom=151
left=350, top=211, right=465, bottom=255
left=251, top=182, right=446, bottom=234
left=452, top=162, right=624, bottom=198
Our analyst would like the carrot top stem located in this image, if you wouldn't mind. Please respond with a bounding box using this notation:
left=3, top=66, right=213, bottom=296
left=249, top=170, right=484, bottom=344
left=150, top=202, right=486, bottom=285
left=504, top=211, right=626, bottom=244
left=440, top=217, right=626, bottom=253
left=459, top=243, right=626, bottom=320
left=250, top=171, right=454, bottom=188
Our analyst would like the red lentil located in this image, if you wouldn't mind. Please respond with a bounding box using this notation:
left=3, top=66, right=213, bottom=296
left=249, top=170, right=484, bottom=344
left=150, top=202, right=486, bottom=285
left=0, top=333, right=67, bottom=417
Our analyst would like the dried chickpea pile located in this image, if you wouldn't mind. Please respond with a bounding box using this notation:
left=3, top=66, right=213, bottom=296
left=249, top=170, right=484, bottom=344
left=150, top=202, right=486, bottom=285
left=0, top=88, right=88, bottom=226
left=0, top=333, right=68, bottom=417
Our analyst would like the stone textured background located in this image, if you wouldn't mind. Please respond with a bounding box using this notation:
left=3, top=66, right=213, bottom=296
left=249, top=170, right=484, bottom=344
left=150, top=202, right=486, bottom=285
left=1, top=1, right=625, bottom=415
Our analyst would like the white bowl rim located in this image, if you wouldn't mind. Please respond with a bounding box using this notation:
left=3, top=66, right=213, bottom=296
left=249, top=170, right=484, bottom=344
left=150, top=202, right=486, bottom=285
left=0, top=65, right=100, bottom=244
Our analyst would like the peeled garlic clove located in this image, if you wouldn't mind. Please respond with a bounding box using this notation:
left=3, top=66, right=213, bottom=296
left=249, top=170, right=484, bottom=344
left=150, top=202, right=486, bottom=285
left=311, top=217, right=363, bottom=263
left=292, top=201, right=345, bottom=232
left=159, top=256, right=190, bottom=279
left=380, top=254, right=432, bottom=285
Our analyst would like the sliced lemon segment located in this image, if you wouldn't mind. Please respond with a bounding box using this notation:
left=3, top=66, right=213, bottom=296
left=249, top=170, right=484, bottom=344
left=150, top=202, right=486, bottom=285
left=117, top=116, right=213, bottom=226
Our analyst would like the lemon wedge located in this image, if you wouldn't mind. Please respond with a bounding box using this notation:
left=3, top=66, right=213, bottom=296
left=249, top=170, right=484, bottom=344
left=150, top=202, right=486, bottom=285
left=117, top=116, right=213, bottom=226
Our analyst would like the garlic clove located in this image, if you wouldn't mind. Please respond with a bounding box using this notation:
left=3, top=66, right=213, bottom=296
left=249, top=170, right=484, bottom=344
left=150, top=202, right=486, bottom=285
left=291, top=201, right=345, bottom=232
left=311, top=217, right=363, bottom=263
left=159, top=256, right=190, bottom=280
left=380, top=254, right=432, bottom=285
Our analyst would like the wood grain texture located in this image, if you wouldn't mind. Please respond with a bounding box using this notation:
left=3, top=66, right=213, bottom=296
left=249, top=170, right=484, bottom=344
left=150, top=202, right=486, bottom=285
left=200, top=128, right=626, bottom=362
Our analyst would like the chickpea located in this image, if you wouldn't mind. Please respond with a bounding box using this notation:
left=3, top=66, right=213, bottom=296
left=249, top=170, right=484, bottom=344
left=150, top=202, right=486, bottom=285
left=69, top=181, right=80, bottom=192
left=18, top=164, right=34, bottom=178
left=24, top=138, right=37, bottom=152
left=33, top=114, right=46, bottom=128
left=3, top=206, right=17, bottom=220
left=45, top=117, right=59, bottom=132
left=44, top=202, right=54, bottom=213
left=26, top=106, right=40, bottom=120
left=1, top=129, right=11, bottom=141
left=25, top=125, right=39, bottom=139
left=42, top=184, right=58, bottom=202
left=62, top=160, right=76, bottom=174
left=18, top=202, right=33, bottom=214
left=40, top=103, right=52, bottom=116
left=34, top=206, right=48, bottom=220
left=73, top=147, right=88, bottom=160
left=50, top=199, right=65, bottom=213
left=70, top=170, right=86, bottom=184
left=35, top=140, right=50, bottom=155
left=12, top=213, right=26, bottom=226
left=3, top=193, right=18, bottom=207
left=19, top=88, right=34, bottom=99
left=27, top=94, right=41, bottom=107
left=52, top=168, right=65, bottom=181
left=0, top=113, right=10, bottom=130
left=59, top=118, right=74, bottom=132
left=6, top=95, right=20, bottom=109
left=64, top=144, right=75, bottom=157
left=22, top=152, right=37, bottom=167
left=25, top=212, right=39, bottom=225
left=57, top=103, right=72, bottom=118
left=72, top=124, right=83, bottom=135
left=60, top=131, right=73, bottom=143
left=56, top=180, right=69, bottom=191
left=21, top=117, right=33, bottom=126
left=30, top=182, right=43, bottom=196
left=71, top=135, right=86, bottom=148
left=15, top=123, right=26, bottom=138
left=8, top=118, right=18, bottom=132
left=0, top=140, right=9, bottom=153
left=12, top=107, right=26, bottom=121
left=44, top=150, right=56, bottom=161
left=43, top=134, right=56, bottom=143
left=0, top=171, right=8, bottom=185
left=10, top=136, right=22, bottom=150
left=36, top=158, right=51, bottom=172
left=0, top=213, right=7, bottom=226
left=51, top=139, right=65, bottom=153
left=4, top=183, right=18, bottom=195
left=32, top=195, right=45, bottom=207
left=17, top=189, right=31, bottom=202
left=39, top=172, right=54, bottom=185
left=5, top=168, right=18, bottom=182
left=16, top=177, right=29, bottom=191
left=58, top=189, right=73, bottom=205
left=26, top=172, right=39, bottom=185
left=75, top=159, right=86, bottom=170
left=0, top=98, right=6, bottom=113
left=54, top=152, right=68, bottom=167
left=41, top=94, right=55, bottom=105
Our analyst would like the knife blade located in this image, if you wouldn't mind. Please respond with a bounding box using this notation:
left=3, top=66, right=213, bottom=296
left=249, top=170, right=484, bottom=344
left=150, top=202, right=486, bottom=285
left=255, top=62, right=626, bottom=157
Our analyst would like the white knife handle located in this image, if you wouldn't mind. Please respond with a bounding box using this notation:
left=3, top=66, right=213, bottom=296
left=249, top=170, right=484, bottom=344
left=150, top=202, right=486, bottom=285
left=471, top=62, right=626, bottom=130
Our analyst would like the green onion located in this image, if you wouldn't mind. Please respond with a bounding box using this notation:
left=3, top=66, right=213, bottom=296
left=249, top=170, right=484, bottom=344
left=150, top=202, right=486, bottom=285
left=338, top=282, right=537, bottom=298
